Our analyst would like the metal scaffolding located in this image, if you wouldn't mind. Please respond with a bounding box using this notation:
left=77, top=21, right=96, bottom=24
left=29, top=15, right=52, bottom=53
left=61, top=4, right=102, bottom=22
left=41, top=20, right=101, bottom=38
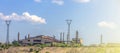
left=66, top=19, right=72, bottom=44
left=5, top=20, right=11, bottom=45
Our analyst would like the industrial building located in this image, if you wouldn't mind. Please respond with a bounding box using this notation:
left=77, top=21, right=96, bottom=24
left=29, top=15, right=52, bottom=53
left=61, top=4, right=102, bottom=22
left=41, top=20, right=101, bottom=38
left=18, top=33, right=60, bottom=45
left=72, top=31, right=83, bottom=45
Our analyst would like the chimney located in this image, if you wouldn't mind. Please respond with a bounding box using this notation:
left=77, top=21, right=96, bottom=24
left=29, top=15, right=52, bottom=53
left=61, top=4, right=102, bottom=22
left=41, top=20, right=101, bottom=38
left=76, top=30, right=79, bottom=43
left=60, top=32, right=62, bottom=42
left=63, top=32, right=64, bottom=43
left=18, top=32, right=20, bottom=42
left=53, top=35, right=55, bottom=39
left=28, top=34, right=30, bottom=39
left=25, top=36, right=27, bottom=39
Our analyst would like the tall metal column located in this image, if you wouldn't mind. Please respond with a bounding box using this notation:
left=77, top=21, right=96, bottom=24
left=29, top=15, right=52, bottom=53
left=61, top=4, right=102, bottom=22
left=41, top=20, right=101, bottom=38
left=6, top=20, right=11, bottom=45
left=66, top=19, right=72, bottom=44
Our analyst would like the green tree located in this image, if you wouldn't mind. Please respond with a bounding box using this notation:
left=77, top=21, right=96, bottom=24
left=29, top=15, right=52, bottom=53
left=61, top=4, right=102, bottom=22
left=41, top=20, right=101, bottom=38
left=12, top=40, right=20, bottom=46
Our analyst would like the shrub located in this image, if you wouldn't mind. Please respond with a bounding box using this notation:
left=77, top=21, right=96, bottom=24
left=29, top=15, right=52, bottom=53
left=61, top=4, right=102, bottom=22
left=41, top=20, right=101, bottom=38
left=46, top=51, right=50, bottom=53
left=0, top=48, right=2, bottom=51
left=34, top=50, right=39, bottom=53
left=29, top=48, right=33, bottom=52
left=1, top=44, right=9, bottom=49
left=12, top=40, right=20, bottom=47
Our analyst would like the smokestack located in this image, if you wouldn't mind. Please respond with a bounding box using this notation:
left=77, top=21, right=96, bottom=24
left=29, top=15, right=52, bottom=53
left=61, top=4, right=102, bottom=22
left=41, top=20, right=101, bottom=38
left=18, top=32, right=20, bottom=42
left=76, top=30, right=79, bottom=43
left=60, top=32, right=62, bottom=42
left=28, top=34, right=30, bottom=39
left=25, top=36, right=27, bottom=39
left=63, top=32, right=64, bottom=43
left=53, top=35, right=55, bottom=39
left=53, top=35, right=56, bottom=42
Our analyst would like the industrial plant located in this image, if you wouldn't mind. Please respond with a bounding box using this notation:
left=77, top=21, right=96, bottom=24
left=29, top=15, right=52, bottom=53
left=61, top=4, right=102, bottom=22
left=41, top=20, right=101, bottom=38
left=17, top=33, right=60, bottom=46
left=16, top=31, right=82, bottom=46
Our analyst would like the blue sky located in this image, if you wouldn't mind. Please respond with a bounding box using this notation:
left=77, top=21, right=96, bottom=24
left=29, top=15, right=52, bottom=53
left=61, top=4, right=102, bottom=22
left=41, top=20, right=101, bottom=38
left=0, top=0, right=120, bottom=45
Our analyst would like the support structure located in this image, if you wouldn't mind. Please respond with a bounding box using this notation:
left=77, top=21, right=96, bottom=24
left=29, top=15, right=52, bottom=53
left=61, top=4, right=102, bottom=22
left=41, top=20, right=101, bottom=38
left=6, top=20, right=11, bottom=45
left=66, top=19, right=72, bottom=44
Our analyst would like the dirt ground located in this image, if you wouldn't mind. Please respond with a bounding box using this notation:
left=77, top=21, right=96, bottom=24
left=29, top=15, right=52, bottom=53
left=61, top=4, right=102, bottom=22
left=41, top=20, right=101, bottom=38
left=1, top=47, right=120, bottom=53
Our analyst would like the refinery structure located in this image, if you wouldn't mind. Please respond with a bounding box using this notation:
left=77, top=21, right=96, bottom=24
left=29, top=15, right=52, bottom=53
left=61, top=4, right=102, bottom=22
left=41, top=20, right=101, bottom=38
left=17, top=31, right=83, bottom=46
left=1, top=19, right=83, bottom=46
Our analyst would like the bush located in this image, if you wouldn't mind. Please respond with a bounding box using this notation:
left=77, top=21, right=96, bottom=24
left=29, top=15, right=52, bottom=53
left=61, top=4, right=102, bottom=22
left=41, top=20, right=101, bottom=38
left=34, top=50, right=39, bottom=53
left=46, top=51, right=50, bottom=53
left=35, top=44, right=50, bottom=49
left=1, top=44, right=9, bottom=49
left=29, top=48, right=33, bottom=52
left=0, top=48, right=2, bottom=51
left=12, top=40, right=20, bottom=46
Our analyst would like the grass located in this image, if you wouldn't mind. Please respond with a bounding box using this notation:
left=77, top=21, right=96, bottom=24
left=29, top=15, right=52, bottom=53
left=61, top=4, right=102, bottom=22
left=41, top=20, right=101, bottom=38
left=1, top=46, right=120, bottom=53
left=41, top=47, right=120, bottom=53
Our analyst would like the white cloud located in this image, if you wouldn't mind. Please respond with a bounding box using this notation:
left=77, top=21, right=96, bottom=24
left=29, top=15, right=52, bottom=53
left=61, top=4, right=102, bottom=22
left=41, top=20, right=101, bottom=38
left=98, top=21, right=118, bottom=29
left=34, top=0, right=41, bottom=3
left=0, top=12, right=46, bottom=24
left=74, top=0, right=90, bottom=3
left=52, top=0, right=64, bottom=5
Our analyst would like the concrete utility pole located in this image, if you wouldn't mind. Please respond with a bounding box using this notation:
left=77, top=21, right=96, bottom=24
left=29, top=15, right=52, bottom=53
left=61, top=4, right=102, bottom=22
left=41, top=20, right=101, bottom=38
left=66, top=19, right=72, bottom=44
left=6, top=20, right=11, bottom=45
left=101, top=34, right=103, bottom=44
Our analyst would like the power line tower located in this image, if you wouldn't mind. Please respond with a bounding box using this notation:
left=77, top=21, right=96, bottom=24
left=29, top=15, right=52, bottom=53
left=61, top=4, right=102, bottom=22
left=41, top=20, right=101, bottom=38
left=5, top=20, right=11, bottom=45
left=66, top=19, right=72, bottom=44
